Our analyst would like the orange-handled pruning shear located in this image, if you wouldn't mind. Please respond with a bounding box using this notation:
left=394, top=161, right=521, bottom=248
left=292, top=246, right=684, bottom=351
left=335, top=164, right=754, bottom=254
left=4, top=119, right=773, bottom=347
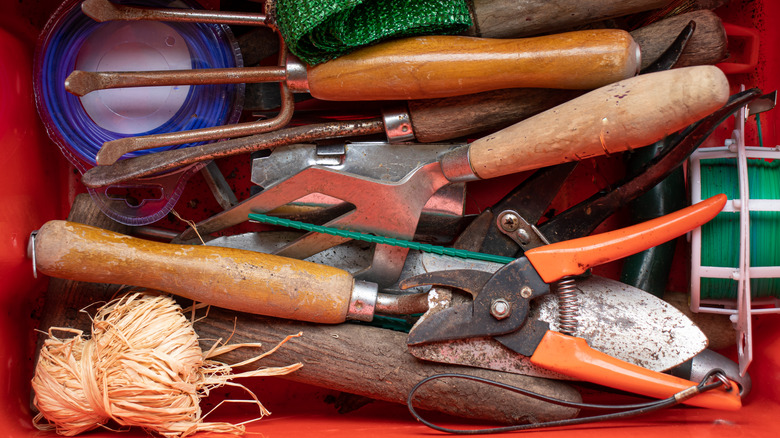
left=406, top=193, right=741, bottom=411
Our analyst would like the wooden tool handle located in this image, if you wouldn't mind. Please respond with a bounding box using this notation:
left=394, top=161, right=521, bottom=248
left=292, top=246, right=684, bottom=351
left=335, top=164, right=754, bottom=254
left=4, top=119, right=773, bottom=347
left=33, top=221, right=355, bottom=324
left=465, top=65, right=729, bottom=180
left=467, top=0, right=672, bottom=38
left=408, top=11, right=726, bottom=143
left=408, top=88, right=581, bottom=143
left=631, top=10, right=728, bottom=70
left=196, top=308, right=582, bottom=424
left=34, top=195, right=130, bottom=354
left=306, top=30, right=639, bottom=101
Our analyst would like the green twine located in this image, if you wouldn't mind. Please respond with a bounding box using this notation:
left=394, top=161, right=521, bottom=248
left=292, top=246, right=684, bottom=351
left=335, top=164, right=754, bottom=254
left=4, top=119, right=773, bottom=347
left=700, top=158, right=780, bottom=299
left=273, top=0, right=473, bottom=65
left=247, top=212, right=515, bottom=265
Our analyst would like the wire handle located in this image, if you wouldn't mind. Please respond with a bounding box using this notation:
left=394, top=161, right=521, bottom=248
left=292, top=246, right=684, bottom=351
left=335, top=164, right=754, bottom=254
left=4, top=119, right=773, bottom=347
left=406, top=370, right=733, bottom=434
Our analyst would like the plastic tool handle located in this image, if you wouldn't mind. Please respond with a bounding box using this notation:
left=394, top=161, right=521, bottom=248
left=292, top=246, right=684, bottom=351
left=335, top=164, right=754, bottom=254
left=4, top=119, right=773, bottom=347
left=33, top=221, right=356, bottom=324
left=463, top=66, right=730, bottom=181
left=468, top=0, right=672, bottom=38
left=305, top=30, right=639, bottom=101
left=530, top=331, right=742, bottom=410
left=525, top=194, right=727, bottom=283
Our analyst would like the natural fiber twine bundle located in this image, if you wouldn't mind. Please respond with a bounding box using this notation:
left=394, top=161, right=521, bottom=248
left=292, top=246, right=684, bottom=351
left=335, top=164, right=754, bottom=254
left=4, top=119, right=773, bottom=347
left=31, top=292, right=303, bottom=437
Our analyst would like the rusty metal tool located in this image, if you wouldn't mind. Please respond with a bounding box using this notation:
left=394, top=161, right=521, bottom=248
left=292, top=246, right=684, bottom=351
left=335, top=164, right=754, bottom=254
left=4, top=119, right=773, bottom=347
left=405, top=194, right=742, bottom=410
left=163, top=66, right=729, bottom=285
left=83, top=118, right=385, bottom=182
left=67, top=27, right=640, bottom=161
left=66, top=29, right=640, bottom=99
left=70, top=0, right=641, bottom=150
left=74, top=0, right=298, bottom=163
left=72, top=0, right=700, bottom=161
left=78, top=17, right=702, bottom=173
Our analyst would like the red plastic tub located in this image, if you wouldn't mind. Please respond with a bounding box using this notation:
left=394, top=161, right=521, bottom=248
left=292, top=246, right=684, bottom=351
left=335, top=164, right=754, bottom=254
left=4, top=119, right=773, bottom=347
left=2, top=0, right=780, bottom=436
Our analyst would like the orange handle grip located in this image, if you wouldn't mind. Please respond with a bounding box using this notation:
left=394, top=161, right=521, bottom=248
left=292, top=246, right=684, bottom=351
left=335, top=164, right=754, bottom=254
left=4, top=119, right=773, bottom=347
left=306, top=30, right=639, bottom=101
left=33, top=221, right=356, bottom=324
left=525, top=194, right=727, bottom=283
left=530, top=331, right=742, bottom=410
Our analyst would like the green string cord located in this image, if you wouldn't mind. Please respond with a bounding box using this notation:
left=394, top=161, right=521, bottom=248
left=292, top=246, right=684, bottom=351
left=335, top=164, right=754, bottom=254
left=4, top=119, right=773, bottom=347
left=756, top=113, right=764, bottom=148
left=700, top=158, right=780, bottom=299
left=247, top=212, right=515, bottom=265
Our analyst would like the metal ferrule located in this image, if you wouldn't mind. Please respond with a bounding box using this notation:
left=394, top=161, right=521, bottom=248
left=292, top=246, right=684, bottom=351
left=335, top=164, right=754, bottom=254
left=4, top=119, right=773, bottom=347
left=633, top=43, right=642, bottom=76
left=285, top=54, right=310, bottom=93
left=27, top=231, right=38, bottom=279
left=439, top=145, right=479, bottom=182
left=381, top=106, right=416, bottom=143
left=347, top=280, right=378, bottom=322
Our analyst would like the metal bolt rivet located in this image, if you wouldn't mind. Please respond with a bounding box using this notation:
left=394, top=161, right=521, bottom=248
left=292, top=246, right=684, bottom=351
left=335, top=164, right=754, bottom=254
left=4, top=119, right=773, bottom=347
left=520, top=286, right=533, bottom=299
left=516, top=229, right=531, bottom=245
left=490, top=299, right=511, bottom=320
left=499, top=212, right=520, bottom=232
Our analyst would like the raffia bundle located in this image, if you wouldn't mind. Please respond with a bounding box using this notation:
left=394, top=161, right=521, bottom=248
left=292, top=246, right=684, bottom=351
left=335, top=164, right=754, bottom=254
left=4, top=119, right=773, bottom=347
left=31, top=292, right=302, bottom=437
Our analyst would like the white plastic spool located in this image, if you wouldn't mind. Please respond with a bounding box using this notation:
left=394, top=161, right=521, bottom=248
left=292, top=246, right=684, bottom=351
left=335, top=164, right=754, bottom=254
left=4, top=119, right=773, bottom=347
left=689, top=92, right=780, bottom=377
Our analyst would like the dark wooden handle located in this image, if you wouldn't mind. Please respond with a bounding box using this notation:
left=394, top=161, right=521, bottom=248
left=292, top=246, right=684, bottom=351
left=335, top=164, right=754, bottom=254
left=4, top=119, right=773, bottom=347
left=466, top=66, right=729, bottom=180
left=408, top=88, right=581, bottom=142
left=34, top=221, right=356, bottom=324
left=467, top=0, right=672, bottom=38
left=196, top=308, right=581, bottom=424
left=631, top=10, right=728, bottom=70
left=307, top=30, right=639, bottom=101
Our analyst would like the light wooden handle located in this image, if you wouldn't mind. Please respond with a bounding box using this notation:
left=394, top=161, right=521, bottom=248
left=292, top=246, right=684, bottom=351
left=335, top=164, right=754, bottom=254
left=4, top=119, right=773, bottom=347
left=468, top=0, right=673, bottom=38
left=33, top=221, right=355, bottom=324
left=306, top=30, right=639, bottom=101
left=466, top=65, right=730, bottom=180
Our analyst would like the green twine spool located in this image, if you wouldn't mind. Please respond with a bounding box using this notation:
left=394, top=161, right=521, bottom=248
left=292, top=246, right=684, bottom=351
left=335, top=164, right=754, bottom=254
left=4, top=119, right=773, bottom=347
left=699, top=158, right=780, bottom=299
left=273, top=0, right=473, bottom=65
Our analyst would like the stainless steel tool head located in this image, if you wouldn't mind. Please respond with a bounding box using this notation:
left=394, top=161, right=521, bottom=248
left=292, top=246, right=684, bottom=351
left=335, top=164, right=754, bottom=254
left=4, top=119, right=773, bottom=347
left=178, top=141, right=465, bottom=286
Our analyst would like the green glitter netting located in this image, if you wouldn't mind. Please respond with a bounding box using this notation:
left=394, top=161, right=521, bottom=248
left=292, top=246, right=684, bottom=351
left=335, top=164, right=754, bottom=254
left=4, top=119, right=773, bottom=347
left=272, top=0, right=472, bottom=65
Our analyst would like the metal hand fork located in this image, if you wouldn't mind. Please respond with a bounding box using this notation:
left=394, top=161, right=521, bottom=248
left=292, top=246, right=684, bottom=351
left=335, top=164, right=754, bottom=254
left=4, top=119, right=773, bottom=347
left=73, top=0, right=296, bottom=164
left=71, top=0, right=644, bottom=164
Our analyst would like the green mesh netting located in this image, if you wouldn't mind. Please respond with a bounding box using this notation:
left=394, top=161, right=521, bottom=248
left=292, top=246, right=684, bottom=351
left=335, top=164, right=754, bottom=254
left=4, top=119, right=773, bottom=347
left=273, top=0, right=473, bottom=65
